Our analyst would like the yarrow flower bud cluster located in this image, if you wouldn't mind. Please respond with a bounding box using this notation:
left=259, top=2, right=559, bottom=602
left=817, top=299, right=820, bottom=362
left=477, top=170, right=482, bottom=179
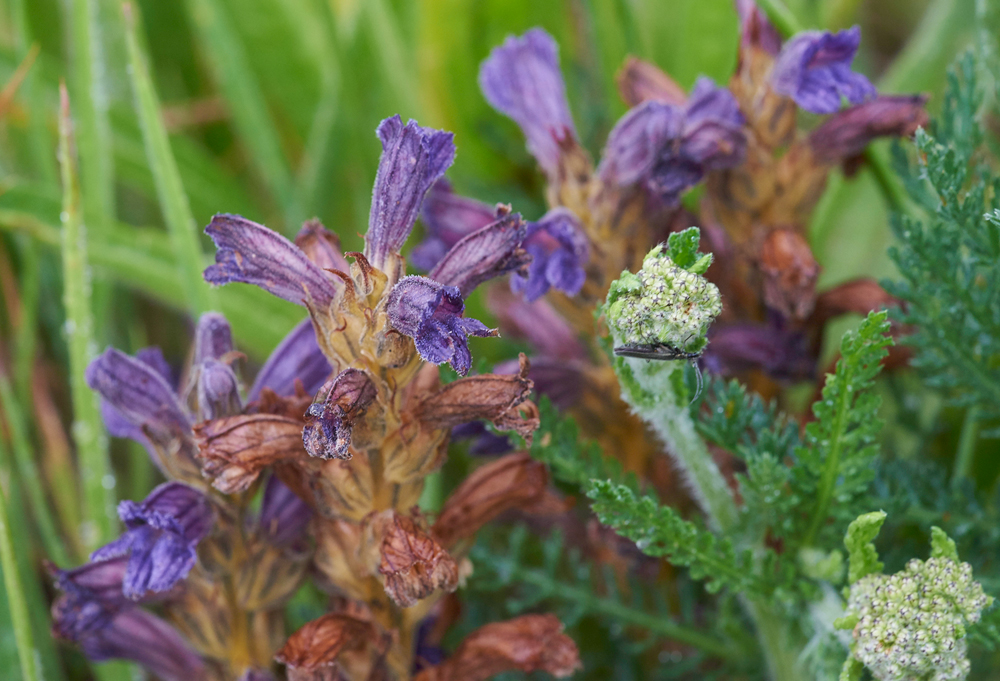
left=606, top=237, right=722, bottom=355
left=844, top=557, right=991, bottom=681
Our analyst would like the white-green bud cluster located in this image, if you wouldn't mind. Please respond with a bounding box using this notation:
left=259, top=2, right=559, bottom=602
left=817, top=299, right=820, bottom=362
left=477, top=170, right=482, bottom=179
left=845, top=557, right=991, bottom=681
left=606, top=245, right=722, bottom=353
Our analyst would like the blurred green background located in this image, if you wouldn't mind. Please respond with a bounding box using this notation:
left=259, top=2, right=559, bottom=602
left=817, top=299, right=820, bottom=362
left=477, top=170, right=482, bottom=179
left=0, top=0, right=986, bottom=678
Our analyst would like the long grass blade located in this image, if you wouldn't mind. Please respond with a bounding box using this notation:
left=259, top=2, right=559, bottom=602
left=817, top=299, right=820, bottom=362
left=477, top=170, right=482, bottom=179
left=0, top=473, right=40, bottom=681
left=122, top=2, right=215, bottom=315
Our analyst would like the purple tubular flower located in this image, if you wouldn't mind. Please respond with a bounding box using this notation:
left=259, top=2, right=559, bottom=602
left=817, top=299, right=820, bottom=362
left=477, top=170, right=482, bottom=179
left=683, top=78, right=748, bottom=170
left=428, top=211, right=529, bottom=296
left=91, top=482, right=214, bottom=599
left=479, top=28, right=577, bottom=176
left=248, top=318, right=332, bottom=402
left=599, top=102, right=682, bottom=186
left=386, top=275, right=497, bottom=376
left=87, top=348, right=191, bottom=448
left=302, top=368, right=378, bottom=460
left=510, top=208, right=588, bottom=302
left=196, top=360, right=243, bottom=421
left=193, top=312, right=233, bottom=363
left=735, top=0, right=782, bottom=55
left=364, top=115, right=456, bottom=272
left=258, top=476, right=312, bottom=546
left=51, top=557, right=132, bottom=639
left=412, top=179, right=498, bottom=271
left=204, top=214, right=339, bottom=308
left=771, top=26, right=876, bottom=114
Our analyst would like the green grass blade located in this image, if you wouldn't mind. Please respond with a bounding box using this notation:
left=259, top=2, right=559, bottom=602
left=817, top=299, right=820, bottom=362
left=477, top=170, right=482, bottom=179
left=11, top=0, right=57, bottom=185
left=122, top=2, right=215, bottom=316
left=0, top=476, right=40, bottom=681
left=184, top=0, right=304, bottom=229
left=58, top=84, right=117, bottom=551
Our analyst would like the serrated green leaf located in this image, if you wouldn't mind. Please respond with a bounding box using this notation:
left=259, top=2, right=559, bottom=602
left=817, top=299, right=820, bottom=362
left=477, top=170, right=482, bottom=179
left=930, top=526, right=960, bottom=561
left=844, top=511, right=886, bottom=584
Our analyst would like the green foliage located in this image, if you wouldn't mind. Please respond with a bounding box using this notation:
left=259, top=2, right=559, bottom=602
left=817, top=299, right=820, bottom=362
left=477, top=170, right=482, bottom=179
left=665, top=227, right=712, bottom=275
left=930, top=525, right=960, bottom=561
left=843, top=511, right=886, bottom=585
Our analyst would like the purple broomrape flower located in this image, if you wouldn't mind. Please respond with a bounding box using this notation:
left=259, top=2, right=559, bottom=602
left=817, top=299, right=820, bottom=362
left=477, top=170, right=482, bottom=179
left=386, top=276, right=497, bottom=376
left=51, top=558, right=206, bottom=681
left=204, top=214, right=340, bottom=308
left=196, top=360, right=242, bottom=421
left=91, top=482, right=214, bottom=599
left=258, top=476, right=312, bottom=547
left=364, top=115, right=456, bottom=272
left=510, top=208, right=588, bottom=302
left=302, top=368, right=378, bottom=460
left=771, top=26, right=876, bottom=114
left=479, top=28, right=577, bottom=177
left=413, top=179, right=498, bottom=271
left=428, top=211, right=530, bottom=296
left=193, top=312, right=233, bottom=364
left=600, top=77, right=746, bottom=206
left=248, top=317, right=332, bottom=401
left=808, top=94, right=929, bottom=163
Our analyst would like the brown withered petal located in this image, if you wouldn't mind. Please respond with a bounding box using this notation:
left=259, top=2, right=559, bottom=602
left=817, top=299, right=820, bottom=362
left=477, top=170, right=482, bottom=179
left=414, top=614, right=581, bottom=681
left=616, top=56, right=687, bottom=108
left=379, top=513, right=458, bottom=607
left=432, top=453, right=549, bottom=548
left=758, top=229, right=820, bottom=320
left=411, top=354, right=538, bottom=444
left=810, top=277, right=897, bottom=330
left=295, top=219, right=351, bottom=273
left=808, top=94, right=929, bottom=164
left=302, top=369, right=378, bottom=460
left=194, top=414, right=306, bottom=493
left=275, top=613, right=375, bottom=681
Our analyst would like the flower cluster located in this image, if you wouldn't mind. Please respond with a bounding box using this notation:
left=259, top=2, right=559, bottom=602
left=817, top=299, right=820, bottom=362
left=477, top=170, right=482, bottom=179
left=844, top=558, right=991, bottom=681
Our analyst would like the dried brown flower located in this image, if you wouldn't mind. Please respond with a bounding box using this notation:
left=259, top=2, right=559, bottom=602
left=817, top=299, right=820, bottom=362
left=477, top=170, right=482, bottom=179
left=275, top=613, right=375, bottom=681
left=758, top=229, right=820, bottom=320
left=378, top=512, right=458, bottom=607
left=194, top=414, right=306, bottom=493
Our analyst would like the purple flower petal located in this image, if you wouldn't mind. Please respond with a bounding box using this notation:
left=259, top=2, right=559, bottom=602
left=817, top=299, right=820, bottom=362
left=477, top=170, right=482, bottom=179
left=51, top=556, right=132, bottom=639
left=736, top=0, right=782, bottom=55
left=204, top=214, right=340, bottom=308
left=91, top=482, right=214, bottom=599
left=412, top=179, right=498, bottom=272
left=87, top=348, right=191, bottom=448
left=248, top=318, right=332, bottom=402
left=302, top=368, right=378, bottom=460
left=196, top=360, right=243, bottom=421
left=428, top=211, right=529, bottom=295
left=807, top=94, right=929, bottom=163
left=681, top=77, right=747, bottom=170
left=703, top=322, right=814, bottom=380
left=258, top=476, right=311, bottom=546
left=294, top=219, right=350, bottom=273
left=386, top=275, right=497, bottom=376
left=80, top=608, right=205, bottom=681
left=450, top=421, right=514, bottom=456
left=771, top=27, right=876, bottom=114
left=599, top=101, right=682, bottom=186
left=510, top=208, right=588, bottom=302
left=193, top=312, right=233, bottom=364
left=479, top=28, right=577, bottom=177
left=487, top=288, right=587, bottom=360
left=364, top=116, right=456, bottom=272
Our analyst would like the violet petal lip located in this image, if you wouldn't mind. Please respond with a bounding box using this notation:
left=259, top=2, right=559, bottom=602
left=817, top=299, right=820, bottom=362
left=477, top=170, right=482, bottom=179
left=364, top=115, right=456, bottom=271
left=510, top=208, right=588, bottom=302
left=249, top=317, right=332, bottom=402
left=479, top=27, right=577, bottom=176
left=429, top=211, right=529, bottom=296
left=412, top=178, right=498, bottom=272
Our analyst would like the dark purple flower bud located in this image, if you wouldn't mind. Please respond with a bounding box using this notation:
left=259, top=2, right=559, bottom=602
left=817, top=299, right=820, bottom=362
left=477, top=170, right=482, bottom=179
left=735, top=0, right=782, bottom=55
left=91, top=482, right=214, bottom=599
left=99, top=347, right=175, bottom=466
left=87, top=348, right=191, bottom=448
left=302, top=368, right=378, bottom=460
left=364, top=116, right=456, bottom=272
left=193, top=312, right=233, bottom=364
left=204, top=214, right=340, bottom=308
left=81, top=609, right=206, bottom=681
left=412, top=179, right=498, bottom=272
left=599, top=101, right=682, bottom=186
left=248, top=319, right=331, bottom=402
left=510, top=208, right=588, bottom=302
left=386, top=276, right=497, bottom=376
left=258, top=476, right=312, bottom=546
left=196, top=360, right=243, bottom=421
left=479, top=28, right=577, bottom=176
left=808, top=94, right=929, bottom=163
left=771, top=26, right=876, bottom=114
left=682, top=77, right=747, bottom=170
left=428, top=211, right=529, bottom=296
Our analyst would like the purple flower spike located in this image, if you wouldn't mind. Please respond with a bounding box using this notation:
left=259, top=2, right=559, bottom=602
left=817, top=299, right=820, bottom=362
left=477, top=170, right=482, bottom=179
left=204, top=214, right=340, bottom=308
left=479, top=28, right=577, bottom=176
left=771, top=26, right=876, bottom=114
left=510, top=208, right=588, bottom=302
left=365, top=116, right=456, bottom=272
left=412, top=179, right=497, bottom=271
left=193, top=312, right=233, bottom=364
left=386, top=275, right=497, bottom=376
left=259, top=477, right=311, bottom=546
left=87, top=348, right=191, bottom=448
left=248, top=318, right=332, bottom=402
left=196, top=360, right=243, bottom=421
left=302, top=368, right=378, bottom=460
left=91, top=482, right=214, bottom=599
left=428, top=211, right=529, bottom=296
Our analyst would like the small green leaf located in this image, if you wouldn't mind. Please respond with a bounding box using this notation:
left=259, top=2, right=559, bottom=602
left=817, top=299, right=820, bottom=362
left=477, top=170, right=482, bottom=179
left=844, top=511, right=887, bottom=584
left=930, top=526, right=960, bottom=562
left=838, top=656, right=864, bottom=681
left=665, top=227, right=702, bottom=269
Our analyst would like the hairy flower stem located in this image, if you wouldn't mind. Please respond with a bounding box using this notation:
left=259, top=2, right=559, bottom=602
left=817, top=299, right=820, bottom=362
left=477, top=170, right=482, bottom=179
left=613, top=353, right=802, bottom=681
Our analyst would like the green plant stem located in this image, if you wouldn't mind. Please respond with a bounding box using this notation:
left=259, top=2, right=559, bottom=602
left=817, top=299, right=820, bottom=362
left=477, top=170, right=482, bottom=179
left=953, top=405, right=980, bottom=490
left=12, top=237, right=40, bottom=407
left=11, top=0, right=57, bottom=185
left=0, top=477, right=40, bottom=681
left=122, top=2, right=214, bottom=316
left=0, top=375, right=71, bottom=566
left=59, top=85, right=116, bottom=552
